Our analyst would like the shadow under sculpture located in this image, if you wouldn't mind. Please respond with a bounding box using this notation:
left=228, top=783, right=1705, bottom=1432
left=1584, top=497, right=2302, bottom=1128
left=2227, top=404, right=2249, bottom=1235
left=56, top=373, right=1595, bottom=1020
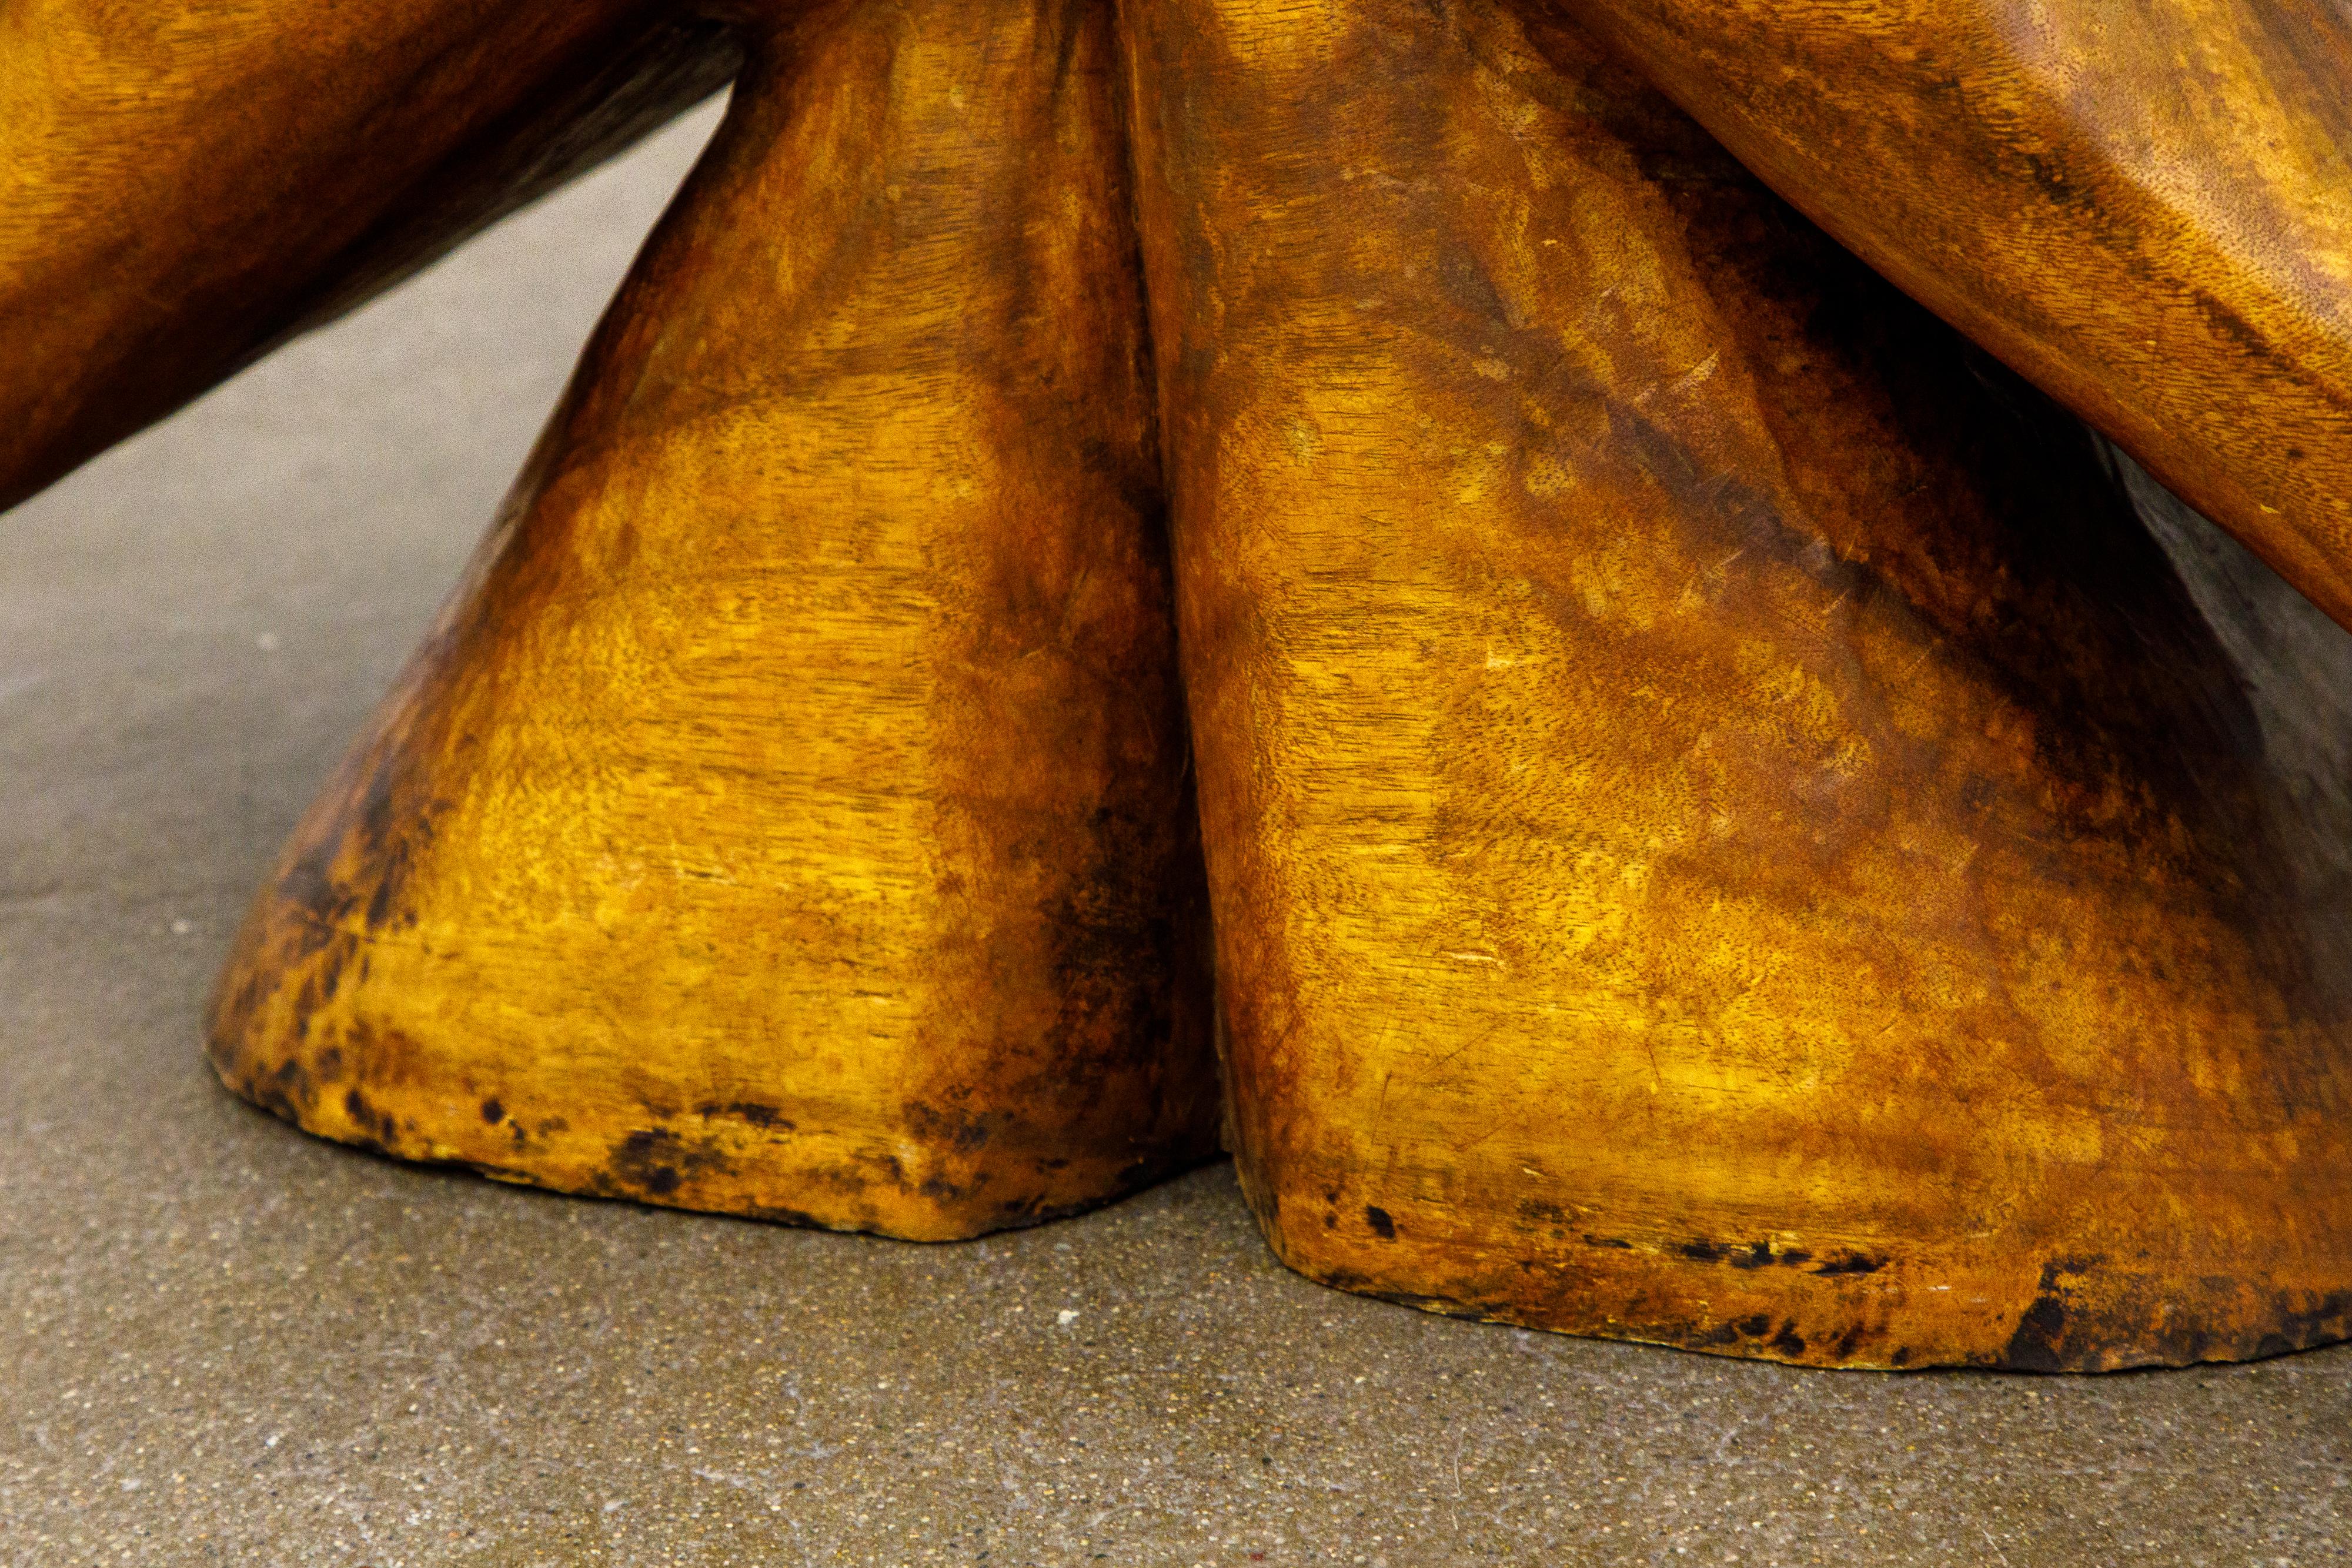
left=4, top=0, right=2343, bottom=1370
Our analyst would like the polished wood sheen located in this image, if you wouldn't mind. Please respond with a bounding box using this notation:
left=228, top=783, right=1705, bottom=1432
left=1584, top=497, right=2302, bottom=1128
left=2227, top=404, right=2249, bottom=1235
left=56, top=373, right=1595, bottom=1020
left=6, top=0, right=2350, bottom=1369
left=206, top=0, right=1221, bottom=1239
left=1536, top=0, right=2352, bottom=632
left=1121, top=0, right=2352, bottom=1368
left=0, top=0, right=739, bottom=511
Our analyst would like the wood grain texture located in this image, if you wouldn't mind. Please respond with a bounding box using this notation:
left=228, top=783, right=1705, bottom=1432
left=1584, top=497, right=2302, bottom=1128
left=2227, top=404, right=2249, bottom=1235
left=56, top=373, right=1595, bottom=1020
left=15, top=0, right=2344, bottom=1366
left=1121, top=0, right=2352, bottom=1367
left=208, top=0, right=1221, bottom=1240
left=0, top=0, right=740, bottom=512
left=1532, top=0, right=2352, bottom=632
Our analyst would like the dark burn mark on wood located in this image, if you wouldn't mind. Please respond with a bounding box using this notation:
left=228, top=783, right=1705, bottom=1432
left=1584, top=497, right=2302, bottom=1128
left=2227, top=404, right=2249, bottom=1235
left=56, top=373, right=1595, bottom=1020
left=2249, top=1291, right=2352, bottom=1363
left=606, top=1126, right=733, bottom=1199
left=694, top=1100, right=793, bottom=1130
left=1365, top=1205, right=1396, bottom=1239
left=1582, top=1233, right=1635, bottom=1250
left=480, top=1098, right=505, bottom=1124
left=1677, top=1237, right=1876, bottom=1275
left=903, top=1101, right=1009, bottom=1157
left=232, top=1053, right=315, bottom=1122
left=363, top=874, right=401, bottom=932
left=341, top=1086, right=399, bottom=1146
left=1810, top=1252, right=1887, bottom=1276
left=1695, top=1311, right=1811, bottom=1360
left=2003, top=1256, right=2094, bottom=1372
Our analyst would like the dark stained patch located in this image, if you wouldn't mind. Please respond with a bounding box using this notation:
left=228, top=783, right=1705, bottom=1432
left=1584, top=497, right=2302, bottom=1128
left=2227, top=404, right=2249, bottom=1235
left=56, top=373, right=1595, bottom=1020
left=1676, top=1238, right=1881, bottom=1276
left=236, top=1055, right=314, bottom=1121
left=337, top=1085, right=399, bottom=1154
left=606, top=1126, right=733, bottom=1199
left=694, top=1101, right=792, bottom=1130
left=2191, top=287, right=2275, bottom=365
left=2253, top=1290, right=2352, bottom=1359
left=1811, top=1252, right=1887, bottom=1276
left=1365, top=1205, right=1396, bottom=1240
left=268, top=1057, right=311, bottom=1114
left=480, top=1098, right=505, bottom=1124
left=1770, top=1322, right=1808, bottom=1359
left=2002, top=1257, right=2093, bottom=1372
left=363, top=874, right=401, bottom=932
left=901, top=1102, right=1010, bottom=1160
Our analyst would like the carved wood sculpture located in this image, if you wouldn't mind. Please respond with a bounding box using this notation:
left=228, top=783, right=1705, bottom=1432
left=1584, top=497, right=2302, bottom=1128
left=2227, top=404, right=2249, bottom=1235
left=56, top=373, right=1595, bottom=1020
left=3, top=0, right=2348, bottom=1369
left=1542, top=0, right=2352, bottom=632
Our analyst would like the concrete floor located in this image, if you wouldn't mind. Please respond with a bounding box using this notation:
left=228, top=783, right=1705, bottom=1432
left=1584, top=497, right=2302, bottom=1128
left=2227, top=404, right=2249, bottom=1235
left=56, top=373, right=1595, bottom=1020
left=5, top=98, right=2348, bottom=1568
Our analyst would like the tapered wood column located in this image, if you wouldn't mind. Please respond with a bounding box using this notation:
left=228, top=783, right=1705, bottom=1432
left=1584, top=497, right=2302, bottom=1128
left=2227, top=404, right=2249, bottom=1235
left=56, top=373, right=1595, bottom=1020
left=1120, top=0, right=2352, bottom=1367
left=209, top=0, right=1220, bottom=1239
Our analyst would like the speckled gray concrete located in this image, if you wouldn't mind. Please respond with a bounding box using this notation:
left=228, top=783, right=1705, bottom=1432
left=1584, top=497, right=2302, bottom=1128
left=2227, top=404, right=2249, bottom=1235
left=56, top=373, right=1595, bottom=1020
left=4, top=99, right=2349, bottom=1568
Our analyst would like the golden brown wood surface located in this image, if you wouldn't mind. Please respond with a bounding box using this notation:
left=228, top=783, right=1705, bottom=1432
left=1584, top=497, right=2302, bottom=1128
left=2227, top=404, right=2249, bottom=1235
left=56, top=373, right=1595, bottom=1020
left=8, top=0, right=2350, bottom=1369
left=0, top=0, right=740, bottom=512
left=1121, top=0, right=2352, bottom=1368
left=1534, top=0, right=2352, bottom=633
left=207, top=0, right=1221, bottom=1239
